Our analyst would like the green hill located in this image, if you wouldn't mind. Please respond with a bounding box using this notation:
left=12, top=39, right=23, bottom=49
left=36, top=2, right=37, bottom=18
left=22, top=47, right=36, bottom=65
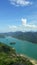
left=0, top=42, right=33, bottom=65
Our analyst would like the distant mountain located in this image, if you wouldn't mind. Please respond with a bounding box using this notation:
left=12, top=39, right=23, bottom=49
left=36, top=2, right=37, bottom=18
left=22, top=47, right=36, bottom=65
left=0, top=34, right=5, bottom=38
left=11, top=32, right=37, bottom=43
left=0, top=31, right=37, bottom=43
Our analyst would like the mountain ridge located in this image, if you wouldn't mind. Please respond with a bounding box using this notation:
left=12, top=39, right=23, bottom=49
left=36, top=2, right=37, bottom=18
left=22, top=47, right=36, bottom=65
left=0, top=31, right=37, bottom=43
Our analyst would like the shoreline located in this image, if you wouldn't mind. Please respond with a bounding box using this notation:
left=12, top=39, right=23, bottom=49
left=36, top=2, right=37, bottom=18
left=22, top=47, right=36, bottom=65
left=19, top=54, right=37, bottom=65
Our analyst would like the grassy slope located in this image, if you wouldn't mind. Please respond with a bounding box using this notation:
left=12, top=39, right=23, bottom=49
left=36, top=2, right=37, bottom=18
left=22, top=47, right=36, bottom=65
left=0, top=42, right=33, bottom=65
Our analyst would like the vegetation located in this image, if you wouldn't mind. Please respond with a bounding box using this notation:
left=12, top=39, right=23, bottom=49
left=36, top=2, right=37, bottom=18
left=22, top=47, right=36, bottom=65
left=11, top=32, right=37, bottom=44
left=0, top=31, right=37, bottom=43
left=0, top=42, right=33, bottom=65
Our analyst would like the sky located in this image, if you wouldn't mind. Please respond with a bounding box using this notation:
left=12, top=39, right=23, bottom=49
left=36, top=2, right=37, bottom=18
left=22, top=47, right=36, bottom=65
left=0, top=0, right=37, bottom=32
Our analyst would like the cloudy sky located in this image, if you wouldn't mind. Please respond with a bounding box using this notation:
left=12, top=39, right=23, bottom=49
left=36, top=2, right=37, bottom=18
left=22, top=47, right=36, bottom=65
left=0, top=0, right=37, bottom=32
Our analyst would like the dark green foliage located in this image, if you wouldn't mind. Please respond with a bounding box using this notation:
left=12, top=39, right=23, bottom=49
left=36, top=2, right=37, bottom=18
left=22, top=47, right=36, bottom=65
left=0, top=42, right=33, bottom=65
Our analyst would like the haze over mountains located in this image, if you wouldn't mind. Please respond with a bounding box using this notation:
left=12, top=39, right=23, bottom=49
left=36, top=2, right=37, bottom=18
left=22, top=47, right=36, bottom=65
left=0, top=31, right=37, bottom=44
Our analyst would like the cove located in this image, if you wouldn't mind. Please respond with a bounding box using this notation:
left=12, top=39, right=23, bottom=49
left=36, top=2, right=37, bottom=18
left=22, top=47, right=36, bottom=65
left=0, top=37, right=37, bottom=60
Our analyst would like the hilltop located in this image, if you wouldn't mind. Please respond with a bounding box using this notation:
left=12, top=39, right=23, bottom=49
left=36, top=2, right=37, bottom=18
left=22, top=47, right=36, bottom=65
left=0, top=42, right=33, bottom=65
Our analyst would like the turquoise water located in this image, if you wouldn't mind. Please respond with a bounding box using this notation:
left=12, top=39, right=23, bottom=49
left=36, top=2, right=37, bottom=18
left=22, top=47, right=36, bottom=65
left=0, top=37, right=37, bottom=60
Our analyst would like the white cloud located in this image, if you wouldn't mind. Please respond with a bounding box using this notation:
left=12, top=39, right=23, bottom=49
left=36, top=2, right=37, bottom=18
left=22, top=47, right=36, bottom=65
left=9, top=0, right=32, bottom=6
left=21, top=18, right=27, bottom=25
left=9, top=25, right=17, bottom=29
left=8, top=25, right=17, bottom=32
left=8, top=18, right=37, bottom=32
left=21, top=18, right=37, bottom=28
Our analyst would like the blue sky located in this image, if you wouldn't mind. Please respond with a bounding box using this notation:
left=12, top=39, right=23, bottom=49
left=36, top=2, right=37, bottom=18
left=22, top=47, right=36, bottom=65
left=0, top=0, right=37, bottom=32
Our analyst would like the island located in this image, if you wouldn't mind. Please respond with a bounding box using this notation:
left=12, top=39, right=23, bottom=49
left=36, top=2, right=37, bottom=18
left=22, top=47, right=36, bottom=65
left=10, top=42, right=16, bottom=45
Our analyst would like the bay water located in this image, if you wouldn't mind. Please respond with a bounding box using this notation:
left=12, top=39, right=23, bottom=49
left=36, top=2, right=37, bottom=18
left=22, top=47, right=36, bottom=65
left=0, top=37, right=37, bottom=60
